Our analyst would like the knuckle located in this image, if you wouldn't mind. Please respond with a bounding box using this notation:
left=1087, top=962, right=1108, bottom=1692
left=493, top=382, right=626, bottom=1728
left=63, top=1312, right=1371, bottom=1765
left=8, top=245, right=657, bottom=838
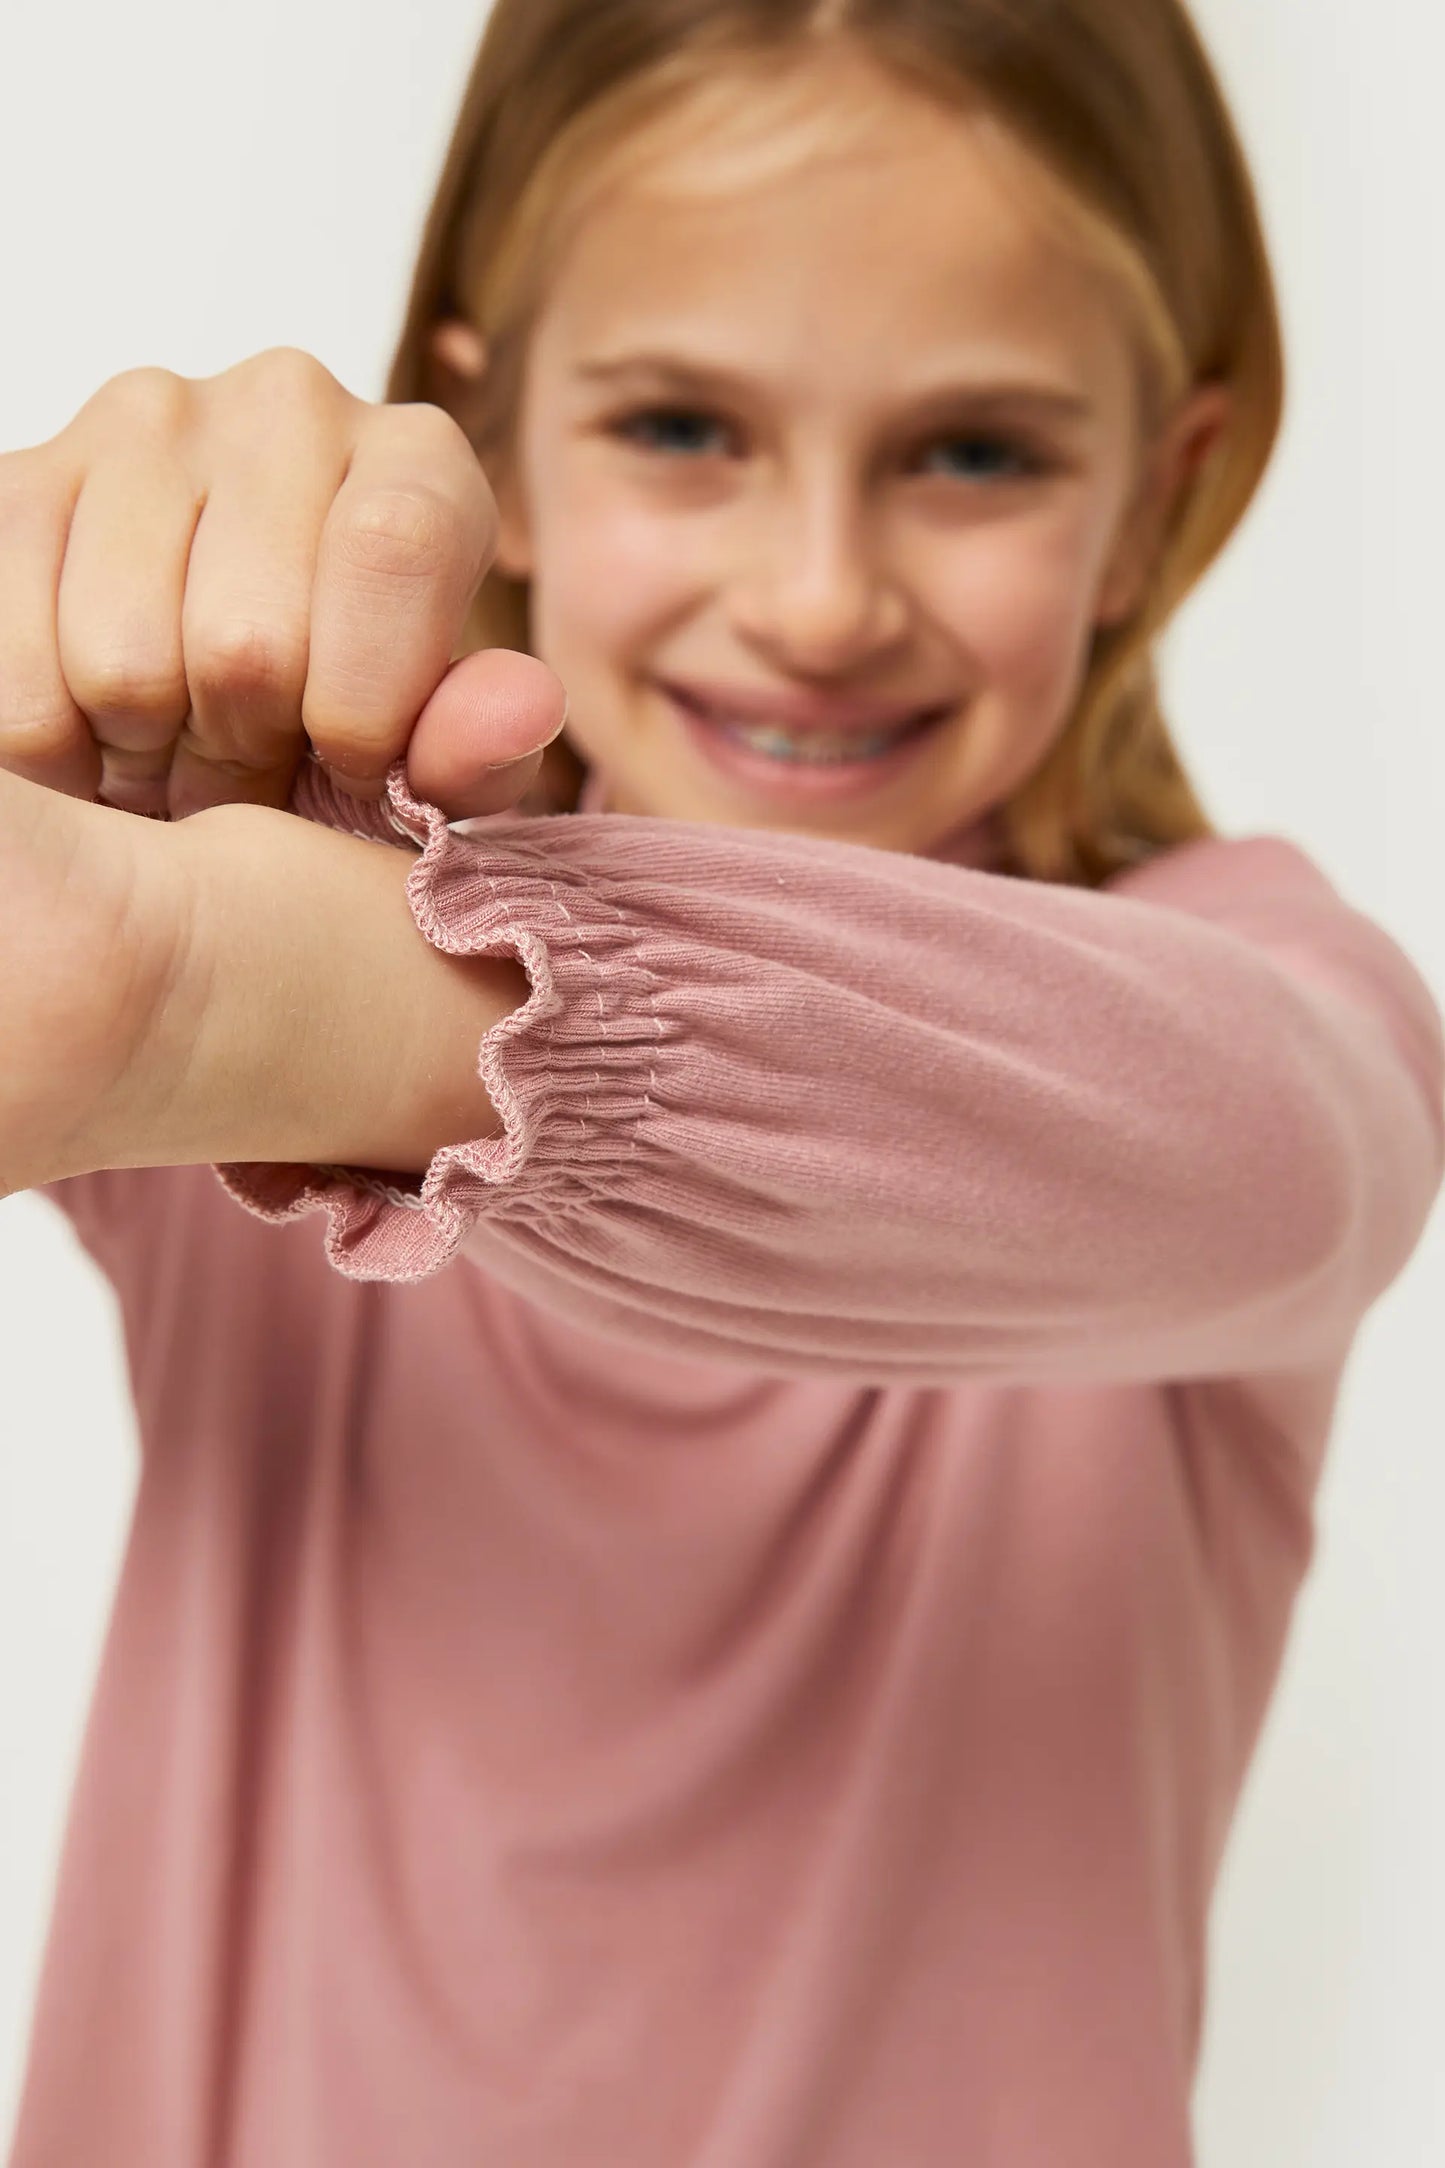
left=392, top=396, right=481, bottom=466
left=243, top=344, right=339, bottom=396
left=70, top=642, right=186, bottom=722
left=185, top=616, right=307, bottom=707
left=333, top=484, right=461, bottom=580
left=198, top=349, right=352, bottom=450
left=391, top=401, right=500, bottom=540
left=91, top=365, right=191, bottom=436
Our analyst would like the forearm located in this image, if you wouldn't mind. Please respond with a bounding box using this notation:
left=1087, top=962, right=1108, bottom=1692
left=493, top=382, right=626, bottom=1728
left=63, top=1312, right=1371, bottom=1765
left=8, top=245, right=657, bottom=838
left=133, top=803, right=527, bottom=1176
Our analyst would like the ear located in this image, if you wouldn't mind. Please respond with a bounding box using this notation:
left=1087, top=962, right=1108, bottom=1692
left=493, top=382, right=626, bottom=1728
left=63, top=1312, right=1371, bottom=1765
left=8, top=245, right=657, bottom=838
left=424, top=317, right=535, bottom=581
left=1094, top=381, right=1233, bottom=628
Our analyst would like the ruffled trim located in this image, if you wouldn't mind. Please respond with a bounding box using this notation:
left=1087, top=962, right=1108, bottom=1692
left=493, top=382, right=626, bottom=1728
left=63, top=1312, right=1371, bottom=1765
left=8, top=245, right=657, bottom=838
left=211, top=755, right=661, bottom=1283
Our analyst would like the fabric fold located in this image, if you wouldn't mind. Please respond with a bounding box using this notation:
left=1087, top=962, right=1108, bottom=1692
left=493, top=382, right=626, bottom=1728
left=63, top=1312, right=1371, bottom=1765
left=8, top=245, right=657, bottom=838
left=210, top=752, right=1444, bottom=1389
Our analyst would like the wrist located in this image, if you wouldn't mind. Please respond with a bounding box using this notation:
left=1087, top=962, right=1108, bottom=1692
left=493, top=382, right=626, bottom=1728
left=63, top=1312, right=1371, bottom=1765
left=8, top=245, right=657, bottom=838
left=0, top=769, right=196, bottom=1192
left=163, top=801, right=526, bottom=1175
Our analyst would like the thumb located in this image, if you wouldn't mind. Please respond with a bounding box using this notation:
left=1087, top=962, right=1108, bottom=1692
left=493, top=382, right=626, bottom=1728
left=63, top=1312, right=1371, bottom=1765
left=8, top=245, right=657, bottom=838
left=404, top=648, right=569, bottom=821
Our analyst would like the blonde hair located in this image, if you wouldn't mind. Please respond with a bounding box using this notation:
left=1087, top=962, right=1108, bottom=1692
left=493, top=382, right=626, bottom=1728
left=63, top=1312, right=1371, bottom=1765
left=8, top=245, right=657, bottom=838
left=384, top=0, right=1285, bottom=889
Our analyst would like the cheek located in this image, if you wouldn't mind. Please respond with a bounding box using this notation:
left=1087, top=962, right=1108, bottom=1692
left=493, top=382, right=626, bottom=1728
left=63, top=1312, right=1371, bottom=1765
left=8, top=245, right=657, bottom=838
left=526, top=452, right=695, bottom=651
left=920, top=503, right=1114, bottom=704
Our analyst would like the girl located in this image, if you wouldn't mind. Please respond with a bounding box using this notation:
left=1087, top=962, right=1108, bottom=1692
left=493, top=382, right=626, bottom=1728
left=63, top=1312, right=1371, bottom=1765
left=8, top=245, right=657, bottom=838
left=3, top=2, right=1442, bottom=2163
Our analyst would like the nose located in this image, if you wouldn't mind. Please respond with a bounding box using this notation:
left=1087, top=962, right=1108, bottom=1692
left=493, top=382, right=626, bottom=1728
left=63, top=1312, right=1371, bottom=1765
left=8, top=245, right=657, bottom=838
left=728, top=464, right=910, bottom=672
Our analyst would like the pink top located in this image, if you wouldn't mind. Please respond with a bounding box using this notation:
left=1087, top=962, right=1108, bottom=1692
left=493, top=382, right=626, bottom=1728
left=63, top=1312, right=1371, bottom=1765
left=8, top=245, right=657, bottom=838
left=14, top=755, right=1443, bottom=2167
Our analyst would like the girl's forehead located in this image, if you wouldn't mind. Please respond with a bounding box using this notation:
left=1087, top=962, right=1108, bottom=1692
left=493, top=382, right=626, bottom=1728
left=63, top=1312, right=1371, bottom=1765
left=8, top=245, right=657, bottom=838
left=538, top=91, right=1129, bottom=399
left=590, top=38, right=1007, bottom=194
left=612, top=52, right=922, bottom=198
left=596, top=60, right=1042, bottom=239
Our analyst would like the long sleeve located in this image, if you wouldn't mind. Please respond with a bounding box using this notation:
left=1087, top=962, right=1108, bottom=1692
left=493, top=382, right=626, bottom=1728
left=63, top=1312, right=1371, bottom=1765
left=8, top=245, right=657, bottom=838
left=213, top=758, right=1445, bottom=1388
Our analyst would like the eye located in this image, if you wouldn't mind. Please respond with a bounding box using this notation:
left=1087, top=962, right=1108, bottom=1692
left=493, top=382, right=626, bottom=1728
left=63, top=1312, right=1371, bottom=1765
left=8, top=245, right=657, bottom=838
left=918, top=431, right=1048, bottom=482
left=605, top=405, right=1053, bottom=481
left=608, top=405, right=733, bottom=457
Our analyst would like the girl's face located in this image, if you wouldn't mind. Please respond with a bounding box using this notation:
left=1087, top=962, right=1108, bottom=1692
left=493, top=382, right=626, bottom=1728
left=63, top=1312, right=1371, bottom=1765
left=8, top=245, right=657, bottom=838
left=468, top=50, right=1224, bottom=856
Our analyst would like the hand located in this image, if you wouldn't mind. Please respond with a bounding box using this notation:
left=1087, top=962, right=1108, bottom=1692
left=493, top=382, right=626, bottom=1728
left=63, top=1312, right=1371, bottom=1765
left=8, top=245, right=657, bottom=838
left=0, top=347, right=568, bottom=823
left=0, top=763, right=190, bottom=1195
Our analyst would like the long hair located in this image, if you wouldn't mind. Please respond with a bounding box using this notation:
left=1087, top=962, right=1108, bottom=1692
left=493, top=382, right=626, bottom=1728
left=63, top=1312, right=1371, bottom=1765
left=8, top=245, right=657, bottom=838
left=382, top=0, right=1284, bottom=889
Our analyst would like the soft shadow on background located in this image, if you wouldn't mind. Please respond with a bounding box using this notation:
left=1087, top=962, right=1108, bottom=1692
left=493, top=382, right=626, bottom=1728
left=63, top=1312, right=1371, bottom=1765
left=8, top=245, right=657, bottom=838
left=0, top=2, right=1440, bottom=2160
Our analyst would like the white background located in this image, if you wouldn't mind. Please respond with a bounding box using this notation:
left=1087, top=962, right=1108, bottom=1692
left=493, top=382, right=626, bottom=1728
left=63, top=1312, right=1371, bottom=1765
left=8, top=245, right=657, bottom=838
left=0, top=2, right=1440, bottom=2159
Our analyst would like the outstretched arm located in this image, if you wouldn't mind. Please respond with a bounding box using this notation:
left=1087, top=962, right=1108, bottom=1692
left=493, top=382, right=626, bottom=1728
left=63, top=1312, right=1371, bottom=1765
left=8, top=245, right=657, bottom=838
left=213, top=759, right=1445, bottom=1390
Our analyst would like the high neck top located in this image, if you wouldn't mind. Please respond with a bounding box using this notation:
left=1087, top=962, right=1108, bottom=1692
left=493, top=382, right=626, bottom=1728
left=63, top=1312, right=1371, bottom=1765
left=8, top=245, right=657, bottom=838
left=14, top=751, right=1442, bottom=2168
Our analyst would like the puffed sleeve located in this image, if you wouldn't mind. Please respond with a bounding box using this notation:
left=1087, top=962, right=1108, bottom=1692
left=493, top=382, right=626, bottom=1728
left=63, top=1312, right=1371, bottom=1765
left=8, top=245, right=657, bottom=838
left=212, top=757, right=1445, bottom=1388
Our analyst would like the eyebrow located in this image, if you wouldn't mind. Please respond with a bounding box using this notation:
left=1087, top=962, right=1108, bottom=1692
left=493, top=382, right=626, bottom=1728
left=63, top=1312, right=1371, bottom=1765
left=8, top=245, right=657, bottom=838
left=573, top=351, right=1095, bottom=423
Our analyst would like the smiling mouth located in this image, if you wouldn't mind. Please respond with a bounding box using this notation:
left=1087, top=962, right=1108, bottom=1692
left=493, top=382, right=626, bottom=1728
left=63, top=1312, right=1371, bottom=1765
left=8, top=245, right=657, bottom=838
left=666, top=687, right=951, bottom=765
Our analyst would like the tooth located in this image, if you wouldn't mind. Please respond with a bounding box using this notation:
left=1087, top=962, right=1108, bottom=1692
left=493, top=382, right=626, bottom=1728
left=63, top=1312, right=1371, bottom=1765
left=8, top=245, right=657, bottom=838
left=723, top=716, right=907, bottom=750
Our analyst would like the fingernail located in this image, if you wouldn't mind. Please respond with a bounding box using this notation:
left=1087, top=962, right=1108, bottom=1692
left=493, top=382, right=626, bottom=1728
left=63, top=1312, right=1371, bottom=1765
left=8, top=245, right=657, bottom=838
left=483, top=747, right=545, bottom=775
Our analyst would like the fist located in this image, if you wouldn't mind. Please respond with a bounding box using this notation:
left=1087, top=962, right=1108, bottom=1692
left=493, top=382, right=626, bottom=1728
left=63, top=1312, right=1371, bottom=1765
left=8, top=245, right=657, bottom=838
left=0, top=347, right=568, bottom=822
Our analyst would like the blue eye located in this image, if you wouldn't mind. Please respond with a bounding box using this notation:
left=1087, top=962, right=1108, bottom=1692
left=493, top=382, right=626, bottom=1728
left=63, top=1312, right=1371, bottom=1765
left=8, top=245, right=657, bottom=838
left=607, top=406, right=1047, bottom=480
left=923, top=434, right=1041, bottom=481
left=611, top=406, right=730, bottom=456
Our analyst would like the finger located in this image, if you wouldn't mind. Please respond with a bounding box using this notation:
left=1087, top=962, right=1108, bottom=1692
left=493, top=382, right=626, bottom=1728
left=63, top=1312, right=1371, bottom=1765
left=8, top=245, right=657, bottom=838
left=170, top=446, right=348, bottom=819
left=302, top=404, right=498, bottom=799
left=56, top=448, right=201, bottom=813
left=404, top=649, right=569, bottom=819
left=0, top=447, right=101, bottom=798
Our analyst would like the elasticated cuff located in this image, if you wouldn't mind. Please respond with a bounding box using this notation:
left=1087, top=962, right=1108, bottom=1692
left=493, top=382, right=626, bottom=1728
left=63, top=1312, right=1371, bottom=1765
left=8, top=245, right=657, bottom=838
left=212, top=756, right=663, bottom=1283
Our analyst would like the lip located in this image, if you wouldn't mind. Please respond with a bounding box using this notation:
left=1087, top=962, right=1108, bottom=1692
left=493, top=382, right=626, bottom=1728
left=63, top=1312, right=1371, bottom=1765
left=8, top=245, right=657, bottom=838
left=662, top=684, right=952, bottom=803
left=659, top=676, right=949, bottom=735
